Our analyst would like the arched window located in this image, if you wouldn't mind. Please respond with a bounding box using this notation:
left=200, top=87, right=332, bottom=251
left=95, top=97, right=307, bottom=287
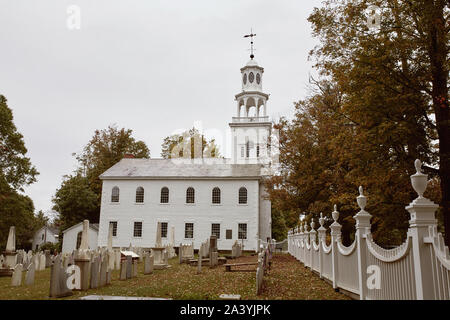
left=186, top=187, right=195, bottom=204
left=76, top=231, right=82, bottom=249
left=160, top=187, right=169, bottom=203
left=212, top=187, right=221, bottom=204
left=111, top=186, right=120, bottom=202
left=239, top=187, right=247, bottom=204
left=135, top=187, right=144, bottom=203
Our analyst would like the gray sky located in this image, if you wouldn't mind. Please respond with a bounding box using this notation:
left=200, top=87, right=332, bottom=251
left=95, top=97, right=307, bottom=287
left=0, top=0, right=322, bottom=216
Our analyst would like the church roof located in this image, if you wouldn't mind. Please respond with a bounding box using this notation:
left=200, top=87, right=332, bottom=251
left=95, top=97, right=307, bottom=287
left=99, top=158, right=265, bottom=180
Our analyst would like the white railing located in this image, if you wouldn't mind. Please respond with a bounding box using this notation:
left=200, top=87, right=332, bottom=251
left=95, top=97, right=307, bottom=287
left=287, top=159, right=450, bottom=300
left=232, top=116, right=269, bottom=123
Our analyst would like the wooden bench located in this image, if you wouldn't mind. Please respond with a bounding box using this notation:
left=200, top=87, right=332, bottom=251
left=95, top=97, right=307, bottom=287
left=224, top=262, right=258, bottom=272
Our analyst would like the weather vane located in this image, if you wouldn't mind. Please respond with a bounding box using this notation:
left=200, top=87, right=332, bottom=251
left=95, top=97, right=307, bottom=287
left=244, top=28, right=256, bottom=59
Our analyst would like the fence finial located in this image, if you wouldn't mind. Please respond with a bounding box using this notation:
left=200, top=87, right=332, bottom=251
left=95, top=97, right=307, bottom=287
left=411, top=159, right=428, bottom=199
left=319, top=212, right=325, bottom=227
left=357, top=186, right=367, bottom=210
left=304, top=222, right=308, bottom=232
left=310, top=219, right=316, bottom=230
left=332, top=205, right=339, bottom=222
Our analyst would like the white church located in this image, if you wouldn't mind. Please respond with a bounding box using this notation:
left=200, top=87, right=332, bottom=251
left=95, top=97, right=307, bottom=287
left=96, top=54, right=274, bottom=252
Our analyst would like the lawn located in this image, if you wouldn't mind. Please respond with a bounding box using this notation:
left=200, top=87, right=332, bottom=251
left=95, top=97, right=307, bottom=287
left=0, top=253, right=350, bottom=300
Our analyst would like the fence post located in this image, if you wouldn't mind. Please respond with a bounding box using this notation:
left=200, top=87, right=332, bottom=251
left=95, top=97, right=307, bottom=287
left=303, top=222, right=310, bottom=267
left=406, top=160, right=439, bottom=300
left=330, top=205, right=341, bottom=290
left=309, top=220, right=317, bottom=271
left=354, top=186, right=372, bottom=300
left=318, top=213, right=326, bottom=279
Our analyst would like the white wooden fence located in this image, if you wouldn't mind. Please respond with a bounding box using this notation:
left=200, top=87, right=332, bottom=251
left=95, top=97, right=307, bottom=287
left=287, top=160, right=450, bottom=300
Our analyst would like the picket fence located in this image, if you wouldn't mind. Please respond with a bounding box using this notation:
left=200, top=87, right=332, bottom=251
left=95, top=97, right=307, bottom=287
left=287, top=160, right=450, bottom=300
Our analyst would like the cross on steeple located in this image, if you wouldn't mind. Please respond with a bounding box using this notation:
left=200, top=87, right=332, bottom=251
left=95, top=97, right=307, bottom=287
left=244, top=29, right=256, bottom=59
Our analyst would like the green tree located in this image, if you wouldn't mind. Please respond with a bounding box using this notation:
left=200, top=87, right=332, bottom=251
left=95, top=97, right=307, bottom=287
left=52, top=174, right=98, bottom=231
left=0, top=95, right=40, bottom=250
left=0, top=191, right=37, bottom=251
left=0, top=95, right=39, bottom=192
left=161, top=127, right=221, bottom=159
left=53, top=125, right=150, bottom=228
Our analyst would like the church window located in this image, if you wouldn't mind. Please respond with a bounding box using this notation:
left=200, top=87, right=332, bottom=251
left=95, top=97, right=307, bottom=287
left=238, top=223, right=247, bottom=240
left=185, top=223, right=194, bottom=239
left=241, top=146, right=244, bottom=157
left=246, top=141, right=250, bottom=158
left=239, top=187, right=247, bottom=204
left=249, top=72, right=254, bottom=83
left=135, top=187, right=144, bottom=203
left=160, top=187, right=169, bottom=203
left=226, top=229, right=232, bottom=239
left=110, top=221, right=117, bottom=237
left=212, top=187, right=221, bottom=204
left=211, top=224, right=220, bottom=239
left=133, top=222, right=142, bottom=237
left=186, top=187, right=195, bottom=203
left=111, top=186, right=120, bottom=202
left=161, top=222, right=168, bottom=238
left=76, top=231, right=82, bottom=249
left=256, top=145, right=260, bottom=157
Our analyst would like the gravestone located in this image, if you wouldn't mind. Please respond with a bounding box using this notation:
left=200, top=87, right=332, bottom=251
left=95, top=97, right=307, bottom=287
left=132, top=259, right=138, bottom=278
left=114, top=250, right=121, bottom=271
left=39, top=253, right=46, bottom=271
left=99, top=256, right=108, bottom=286
left=144, top=253, right=154, bottom=275
left=25, top=262, right=35, bottom=286
left=126, top=255, right=132, bottom=279
left=119, top=260, right=127, bottom=280
left=4, top=226, right=17, bottom=269
left=75, top=220, right=91, bottom=291
left=151, top=222, right=168, bottom=269
left=90, top=256, right=100, bottom=289
left=49, top=255, right=73, bottom=298
left=11, top=264, right=23, bottom=286
left=210, top=251, right=219, bottom=268
left=45, top=250, right=52, bottom=268
left=197, top=250, right=202, bottom=274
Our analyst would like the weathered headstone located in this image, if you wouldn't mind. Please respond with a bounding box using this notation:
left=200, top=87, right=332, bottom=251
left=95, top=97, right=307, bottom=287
left=132, top=259, right=138, bottom=278
left=119, top=259, right=127, bottom=280
left=25, top=262, right=35, bottom=286
left=99, top=256, right=108, bottom=286
left=49, top=255, right=73, bottom=298
left=39, top=253, right=46, bottom=271
left=114, top=250, right=121, bottom=271
left=90, top=256, right=100, bottom=289
left=197, top=250, right=202, bottom=274
left=11, top=264, right=23, bottom=286
left=144, top=253, right=154, bottom=275
left=210, top=251, right=219, bottom=268
left=4, top=226, right=17, bottom=269
left=75, top=220, right=91, bottom=291
left=126, top=255, right=132, bottom=279
left=45, top=250, right=52, bottom=268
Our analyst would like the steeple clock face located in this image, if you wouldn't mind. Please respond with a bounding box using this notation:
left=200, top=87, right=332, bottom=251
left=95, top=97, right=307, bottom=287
left=249, top=72, right=254, bottom=83
left=243, top=73, right=247, bottom=85
left=256, top=73, right=261, bottom=84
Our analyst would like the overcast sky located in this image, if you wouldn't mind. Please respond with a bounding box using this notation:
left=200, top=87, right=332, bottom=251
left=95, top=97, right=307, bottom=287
left=0, top=0, right=323, bottom=216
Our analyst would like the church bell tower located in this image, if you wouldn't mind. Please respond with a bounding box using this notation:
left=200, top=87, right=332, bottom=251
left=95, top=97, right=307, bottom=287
left=229, top=32, right=272, bottom=164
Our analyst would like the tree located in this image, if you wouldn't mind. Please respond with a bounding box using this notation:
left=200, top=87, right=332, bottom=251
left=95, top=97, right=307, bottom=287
left=53, top=125, right=150, bottom=227
left=0, top=95, right=40, bottom=250
left=306, top=0, right=449, bottom=243
left=161, top=127, right=221, bottom=159
left=0, top=95, right=38, bottom=192
left=52, top=174, right=98, bottom=231
left=0, top=191, right=37, bottom=251
left=264, top=77, right=438, bottom=246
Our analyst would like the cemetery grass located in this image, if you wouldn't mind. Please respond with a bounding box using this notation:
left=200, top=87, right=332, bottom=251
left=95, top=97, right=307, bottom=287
left=0, top=253, right=349, bottom=300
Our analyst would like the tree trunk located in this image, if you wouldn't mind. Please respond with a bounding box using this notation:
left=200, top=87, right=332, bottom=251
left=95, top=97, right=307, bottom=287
left=426, top=0, right=449, bottom=245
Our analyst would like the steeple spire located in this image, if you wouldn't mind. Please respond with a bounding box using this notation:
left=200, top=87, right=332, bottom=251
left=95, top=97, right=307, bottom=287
left=244, top=29, right=256, bottom=60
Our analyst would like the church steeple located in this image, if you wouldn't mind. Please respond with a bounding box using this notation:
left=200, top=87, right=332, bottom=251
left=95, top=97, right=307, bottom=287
left=229, top=38, right=272, bottom=164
